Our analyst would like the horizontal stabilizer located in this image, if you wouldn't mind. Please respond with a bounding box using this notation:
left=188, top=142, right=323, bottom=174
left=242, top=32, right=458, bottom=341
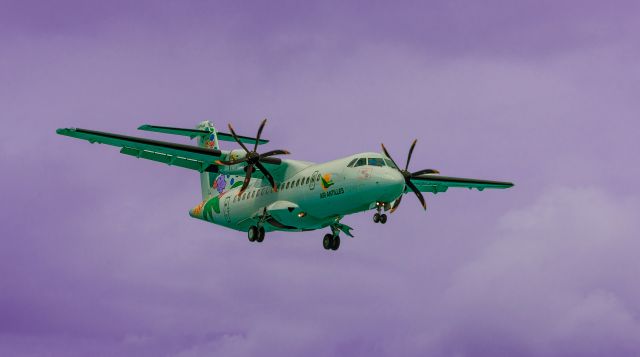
left=138, top=124, right=269, bottom=145
left=138, top=124, right=209, bottom=139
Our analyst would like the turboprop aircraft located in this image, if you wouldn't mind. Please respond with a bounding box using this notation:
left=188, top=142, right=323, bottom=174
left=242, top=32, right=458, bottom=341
left=56, top=119, right=513, bottom=251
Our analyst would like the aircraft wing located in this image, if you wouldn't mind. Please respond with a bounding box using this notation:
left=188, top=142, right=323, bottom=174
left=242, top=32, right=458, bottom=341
left=410, top=174, right=514, bottom=193
left=56, top=128, right=224, bottom=172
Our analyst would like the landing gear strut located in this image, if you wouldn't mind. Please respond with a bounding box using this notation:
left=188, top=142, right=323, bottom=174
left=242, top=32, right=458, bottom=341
left=248, top=225, right=265, bottom=243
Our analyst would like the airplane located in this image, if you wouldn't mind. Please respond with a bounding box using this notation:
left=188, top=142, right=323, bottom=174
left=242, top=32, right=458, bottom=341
left=56, top=119, right=514, bottom=251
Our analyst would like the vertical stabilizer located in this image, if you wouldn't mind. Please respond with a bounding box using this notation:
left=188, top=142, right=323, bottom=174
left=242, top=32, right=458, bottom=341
left=196, top=121, right=219, bottom=199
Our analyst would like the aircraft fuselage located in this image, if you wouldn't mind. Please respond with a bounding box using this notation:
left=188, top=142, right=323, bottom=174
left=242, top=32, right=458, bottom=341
left=189, top=152, right=404, bottom=232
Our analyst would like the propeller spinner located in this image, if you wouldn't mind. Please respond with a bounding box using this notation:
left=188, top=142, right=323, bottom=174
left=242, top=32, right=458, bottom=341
left=381, top=140, right=439, bottom=213
left=216, top=119, right=289, bottom=195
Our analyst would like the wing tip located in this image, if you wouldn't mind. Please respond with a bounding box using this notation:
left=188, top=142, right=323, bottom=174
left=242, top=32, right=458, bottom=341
left=56, top=128, right=75, bottom=135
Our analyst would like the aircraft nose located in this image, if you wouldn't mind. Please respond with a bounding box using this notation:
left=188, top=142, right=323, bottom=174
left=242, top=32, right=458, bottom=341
left=374, top=170, right=405, bottom=202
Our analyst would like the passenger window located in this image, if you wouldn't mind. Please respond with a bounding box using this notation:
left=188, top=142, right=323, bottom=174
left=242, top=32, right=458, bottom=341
left=383, top=158, right=396, bottom=169
left=286, top=182, right=290, bottom=189
left=368, top=158, right=385, bottom=167
left=347, top=158, right=358, bottom=167
left=354, top=158, right=366, bottom=167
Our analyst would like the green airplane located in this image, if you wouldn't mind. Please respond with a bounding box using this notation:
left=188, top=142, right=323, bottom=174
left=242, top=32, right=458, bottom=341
left=57, top=119, right=513, bottom=251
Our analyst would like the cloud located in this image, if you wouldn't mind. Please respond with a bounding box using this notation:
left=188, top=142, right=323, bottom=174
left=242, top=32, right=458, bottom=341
left=434, top=187, right=640, bottom=356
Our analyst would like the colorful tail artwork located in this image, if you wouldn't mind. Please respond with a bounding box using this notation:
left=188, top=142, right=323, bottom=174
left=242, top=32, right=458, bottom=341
left=191, top=121, right=245, bottom=222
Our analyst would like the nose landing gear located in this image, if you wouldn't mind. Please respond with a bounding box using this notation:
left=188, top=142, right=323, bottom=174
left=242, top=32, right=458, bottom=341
left=373, top=212, right=387, bottom=224
left=373, top=202, right=388, bottom=224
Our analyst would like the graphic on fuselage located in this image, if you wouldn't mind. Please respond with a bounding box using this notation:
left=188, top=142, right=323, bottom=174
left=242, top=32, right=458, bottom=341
left=321, top=173, right=334, bottom=191
left=309, top=171, right=320, bottom=191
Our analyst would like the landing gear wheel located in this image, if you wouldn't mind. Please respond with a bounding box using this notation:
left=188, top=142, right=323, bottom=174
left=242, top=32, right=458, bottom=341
left=323, top=234, right=333, bottom=250
left=379, top=214, right=387, bottom=224
left=373, top=213, right=380, bottom=223
left=248, top=226, right=258, bottom=242
left=331, top=236, right=341, bottom=251
left=256, top=226, right=265, bottom=242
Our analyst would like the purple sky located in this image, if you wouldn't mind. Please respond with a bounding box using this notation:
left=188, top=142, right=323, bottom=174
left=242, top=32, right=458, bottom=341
left=2, top=1, right=640, bottom=356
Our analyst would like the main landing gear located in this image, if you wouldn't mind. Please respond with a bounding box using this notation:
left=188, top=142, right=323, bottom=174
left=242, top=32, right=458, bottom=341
left=322, top=224, right=342, bottom=251
left=322, top=233, right=340, bottom=251
left=247, top=225, right=265, bottom=243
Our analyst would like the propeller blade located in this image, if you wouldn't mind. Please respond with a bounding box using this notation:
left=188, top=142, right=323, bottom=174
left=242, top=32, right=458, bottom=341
left=260, top=149, right=290, bottom=158
left=259, top=156, right=282, bottom=165
left=412, top=168, right=440, bottom=176
left=406, top=179, right=427, bottom=210
left=405, top=139, right=417, bottom=171
left=381, top=143, right=400, bottom=169
left=255, top=161, right=278, bottom=191
left=215, top=157, right=248, bottom=166
left=390, top=195, right=403, bottom=213
left=238, top=164, right=254, bottom=196
left=254, top=118, right=267, bottom=152
left=227, top=123, right=251, bottom=153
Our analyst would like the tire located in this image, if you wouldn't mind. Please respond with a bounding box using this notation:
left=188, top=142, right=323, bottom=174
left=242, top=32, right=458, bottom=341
left=373, top=213, right=380, bottom=223
left=256, top=227, right=265, bottom=242
left=380, top=214, right=387, bottom=224
left=331, top=236, right=340, bottom=251
left=323, top=234, right=333, bottom=250
left=248, top=226, right=257, bottom=242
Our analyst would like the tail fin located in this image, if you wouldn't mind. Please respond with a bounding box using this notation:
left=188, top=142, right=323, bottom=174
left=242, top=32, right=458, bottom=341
left=195, top=121, right=220, bottom=199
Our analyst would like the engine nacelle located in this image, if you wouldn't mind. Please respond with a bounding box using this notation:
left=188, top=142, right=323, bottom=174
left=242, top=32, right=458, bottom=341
left=218, top=149, right=247, bottom=175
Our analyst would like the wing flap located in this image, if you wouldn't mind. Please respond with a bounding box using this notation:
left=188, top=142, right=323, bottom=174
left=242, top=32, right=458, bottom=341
left=119, top=147, right=219, bottom=172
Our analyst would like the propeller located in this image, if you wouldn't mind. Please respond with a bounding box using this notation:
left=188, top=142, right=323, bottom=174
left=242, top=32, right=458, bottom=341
left=216, top=119, right=290, bottom=195
left=381, top=139, right=440, bottom=213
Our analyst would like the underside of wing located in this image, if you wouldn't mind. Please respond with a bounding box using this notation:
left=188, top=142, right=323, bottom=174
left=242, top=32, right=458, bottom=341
left=410, top=174, right=514, bottom=193
left=56, top=128, right=223, bottom=172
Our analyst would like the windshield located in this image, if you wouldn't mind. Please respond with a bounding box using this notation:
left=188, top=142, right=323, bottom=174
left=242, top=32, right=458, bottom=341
left=367, top=158, right=386, bottom=167
left=383, top=158, right=397, bottom=169
left=354, top=158, right=367, bottom=167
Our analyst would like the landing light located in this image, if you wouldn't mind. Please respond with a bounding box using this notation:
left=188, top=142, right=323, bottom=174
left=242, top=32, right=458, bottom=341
left=298, top=212, right=306, bottom=218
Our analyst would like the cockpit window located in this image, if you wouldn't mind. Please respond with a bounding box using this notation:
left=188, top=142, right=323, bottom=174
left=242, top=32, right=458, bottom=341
left=354, top=158, right=367, bottom=167
left=367, top=158, right=386, bottom=167
left=347, top=158, right=358, bottom=167
left=383, top=158, right=397, bottom=169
